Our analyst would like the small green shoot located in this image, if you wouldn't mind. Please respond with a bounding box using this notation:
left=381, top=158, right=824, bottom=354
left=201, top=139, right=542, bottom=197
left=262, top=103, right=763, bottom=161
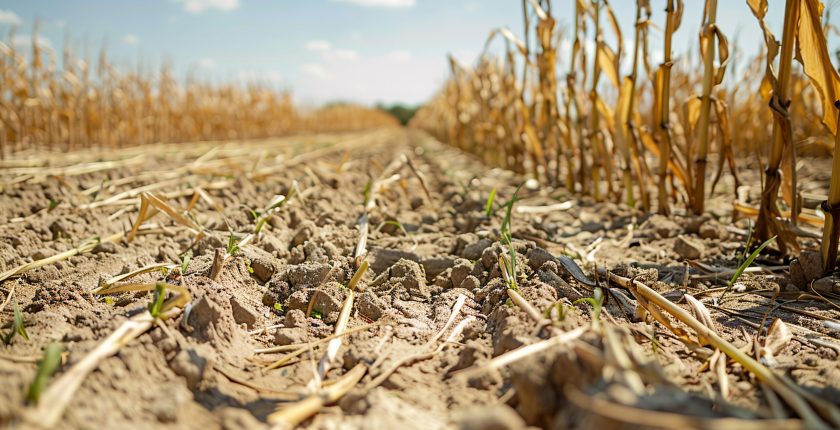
left=383, top=220, right=405, bottom=232
left=47, top=199, right=59, bottom=213
left=273, top=303, right=283, bottom=312
left=740, top=221, right=755, bottom=261
left=180, top=253, right=191, bottom=275
left=253, top=193, right=289, bottom=235
left=651, top=326, right=661, bottom=355
left=362, top=180, right=373, bottom=204
left=4, top=299, right=29, bottom=345
left=148, top=282, right=167, bottom=318
left=485, top=187, right=497, bottom=217
left=245, top=259, right=254, bottom=274
left=226, top=235, right=241, bottom=256
left=498, top=185, right=522, bottom=290
left=26, top=342, right=62, bottom=405
left=719, top=235, right=777, bottom=302
left=574, top=287, right=604, bottom=325
left=544, top=300, right=567, bottom=323
left=311, top=309, right=323, bottom=319
left=102, top=296, right=115, bottom=306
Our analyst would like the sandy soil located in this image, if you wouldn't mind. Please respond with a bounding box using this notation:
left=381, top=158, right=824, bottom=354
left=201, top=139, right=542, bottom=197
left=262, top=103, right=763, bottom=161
left=0, top=128, right=838, bottom=429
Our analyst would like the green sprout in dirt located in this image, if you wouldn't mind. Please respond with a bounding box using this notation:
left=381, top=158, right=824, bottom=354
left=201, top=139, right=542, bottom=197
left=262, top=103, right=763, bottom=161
left=148, top=282, right=167, bottom=319
left=651, top=325, right=661, bottom=355
left=498, top=185, right=522, bottom=290
left=485, top=187, right=497, bottom=217
left=311, top=309, right=323, bottom=320
left=47, top=199, right=60, bottom=213
left=719, top=235, right=777, bottom=303
left=253, top=188, right=296, bottom=236
left=180, top=253, right=191, bottom=275
left=362, top=180, right=373, bottom=205
left=4, top=299, right=29, bottom=345
left=382, top=220, right=405, bottom=233
left=574, top=287, right=604, bottom=327
left=544, top=300, right=567, bottom=323
left=226, top=235, right=241, bottom=256
left=273, top=303, right=283, bottom=313
left=26, top=342, right=62, bottom=405
left=245, top=259, right=254, bottom=274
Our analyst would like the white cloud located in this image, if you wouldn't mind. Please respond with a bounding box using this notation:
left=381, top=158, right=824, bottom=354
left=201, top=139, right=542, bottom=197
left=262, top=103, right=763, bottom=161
left=334, top=49, right=359, bottom=61
left=294, top=54, right=443, bottom=105
left=305, top=40, right=332, bottom=53
left=198, top=58, right=215, bottom=69
left=12, top=34, right=53, bottom=52
left=173, top=0, right=240, bottom=14
left=387, top=50, right=412, bottom=61
left=0, top=10, right=22, bottom=26
left=238, top=70, right=283, bottom=84
left=306, top=40, right=358, bottom=62
left=330, top=0, right=415, bottom=8
left=123, top=34, right=140, bottom=45
left=301, top=64, right=332, bottom=80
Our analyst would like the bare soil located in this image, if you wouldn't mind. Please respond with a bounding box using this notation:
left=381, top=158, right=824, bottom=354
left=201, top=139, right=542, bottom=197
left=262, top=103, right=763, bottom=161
left=0, top=128, right=838, bottom=429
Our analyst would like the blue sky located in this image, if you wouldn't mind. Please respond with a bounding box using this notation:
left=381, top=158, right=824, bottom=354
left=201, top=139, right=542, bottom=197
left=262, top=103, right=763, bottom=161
left=0, top=0, right=837, bottom=106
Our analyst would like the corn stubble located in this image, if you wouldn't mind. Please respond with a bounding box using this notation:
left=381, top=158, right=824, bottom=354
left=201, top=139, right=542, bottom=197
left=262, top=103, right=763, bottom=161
left=411, top=0, right=840, bottom=271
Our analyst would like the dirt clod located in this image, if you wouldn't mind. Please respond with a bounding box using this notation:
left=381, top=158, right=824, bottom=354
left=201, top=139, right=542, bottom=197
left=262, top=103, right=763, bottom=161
left=674, top=235, right=705, bottom=260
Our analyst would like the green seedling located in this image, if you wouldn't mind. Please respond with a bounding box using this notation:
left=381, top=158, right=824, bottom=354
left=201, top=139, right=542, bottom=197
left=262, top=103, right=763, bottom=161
left=253, top=191, right=292, bottom=236
left=499, top=186, right=523, bottom=290
left=719, top=235, right=777, bottom=303
left=47, top=199, right=59, bottom=213
left=273, top=303, right=283, bottom=312
left=4, top=299, right=29, bottom=345
left=311, top=309, right=323, bottom=320
left=245, top=259, right=254, bottom=274
left=226, top=235, right=241, bottom=256
left=651, top=325, right=661, bottom=355
left=741, top=221, right=755, bottom=261
left=574, top=287, right=604, bottom=324
left=362, top=180, right=373, bottom=205
left=383, top=220, right=405, bottom=232
left=180, top=253, right=191, bottom=275
left=26, top=342, right=62, bottom=405
left=544, top=300, right=567, bottom=323
left=485, top=187, right=497, bottom=217
left=102, top=296, right=115, bottom=306
left=148, top=282, right=167, bottom=318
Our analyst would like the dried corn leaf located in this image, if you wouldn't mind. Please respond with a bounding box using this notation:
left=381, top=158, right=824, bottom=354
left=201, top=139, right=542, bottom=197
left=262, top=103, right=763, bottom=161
left=795, top=0, right=840, bottom=134
left=758, top=318, right=793, bottom=367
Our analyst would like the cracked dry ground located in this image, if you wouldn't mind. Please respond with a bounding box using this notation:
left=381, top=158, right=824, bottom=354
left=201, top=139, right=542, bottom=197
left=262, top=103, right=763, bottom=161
left=1, top=128, right=839, bottom=429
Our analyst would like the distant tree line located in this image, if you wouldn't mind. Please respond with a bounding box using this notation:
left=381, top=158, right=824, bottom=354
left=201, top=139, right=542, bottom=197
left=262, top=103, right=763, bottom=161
left=376, top=103, right=420, bottom=126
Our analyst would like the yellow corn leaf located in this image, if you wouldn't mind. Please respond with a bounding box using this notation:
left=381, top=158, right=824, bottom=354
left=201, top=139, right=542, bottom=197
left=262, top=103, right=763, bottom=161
left=796, top=0, right=840, bottom=134
left=673, top=0, right=684, bottom=31
left=711, top=26, right=730, bottom=85
left=616, top=77, right=634, bottom=135
left=598, top=43, right=620, bottom=89
left=595, top=95, right=615, bottom=128
left=685, top=96, right=702, bottom=131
